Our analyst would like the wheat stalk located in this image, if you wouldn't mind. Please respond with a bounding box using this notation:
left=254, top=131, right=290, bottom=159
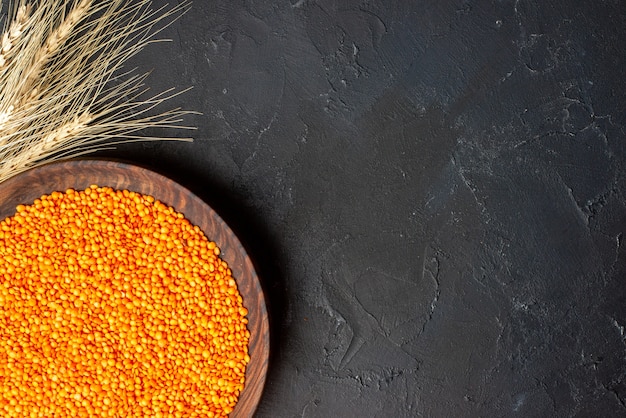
left=0, top=0, right=194, bottom=183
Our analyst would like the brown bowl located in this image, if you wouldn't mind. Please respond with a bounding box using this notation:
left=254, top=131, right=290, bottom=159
left=0, top=159, right=269, bottom=417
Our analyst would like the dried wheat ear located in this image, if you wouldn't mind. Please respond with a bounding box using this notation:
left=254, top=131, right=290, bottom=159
left=0, top=0, right=195, bottom=184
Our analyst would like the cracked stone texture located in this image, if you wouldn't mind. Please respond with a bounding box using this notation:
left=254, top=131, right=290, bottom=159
left=101, top=0, right=626, bottom=416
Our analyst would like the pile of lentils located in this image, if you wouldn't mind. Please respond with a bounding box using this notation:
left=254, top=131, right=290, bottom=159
left=0, top=185, right=250, bottom=417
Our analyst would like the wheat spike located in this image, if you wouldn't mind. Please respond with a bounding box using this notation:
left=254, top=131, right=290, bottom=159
left=0, top=0, right=194, bottom=183
left=19, top=0, right=91, bottom=100
left=0, top=4, right=29, bottom=68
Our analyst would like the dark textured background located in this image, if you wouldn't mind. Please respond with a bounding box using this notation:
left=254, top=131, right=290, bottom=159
left=105, top=0, right=626, bottom=416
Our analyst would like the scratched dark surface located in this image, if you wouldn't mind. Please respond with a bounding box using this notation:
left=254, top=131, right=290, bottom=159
left=102, top=0, right=626, bottom=416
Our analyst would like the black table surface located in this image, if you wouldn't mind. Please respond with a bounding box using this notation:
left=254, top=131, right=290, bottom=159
left=102, top=0, right=626, bottom=416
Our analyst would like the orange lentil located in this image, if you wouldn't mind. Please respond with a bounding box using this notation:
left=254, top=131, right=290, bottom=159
left=0, top=186, right=250, bottom=417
